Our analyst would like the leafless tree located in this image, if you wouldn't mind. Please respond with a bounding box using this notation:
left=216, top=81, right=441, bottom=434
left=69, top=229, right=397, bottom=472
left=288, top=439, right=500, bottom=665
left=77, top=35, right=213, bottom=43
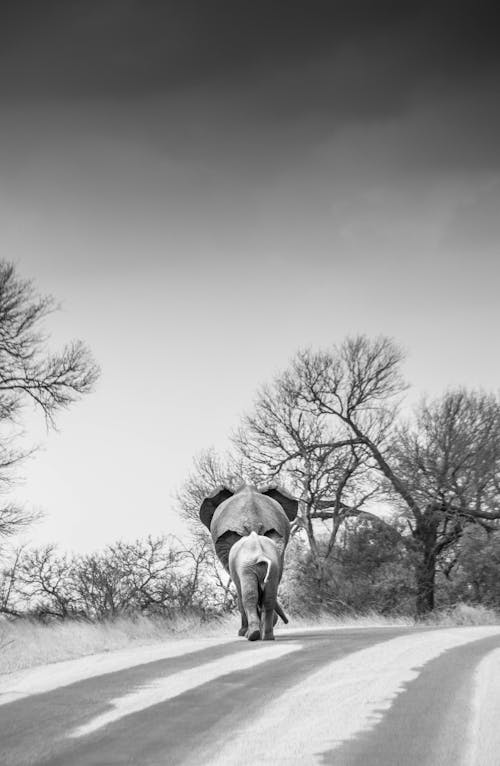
left=6, top=535, right=232, bottom=621
left=72, top=537, right=197, bottom=619
left=234, top=345, right=388, bottom=584
left=15, top=544, right=80, bottom=619
left=0, top=262, right=99, bottom=539
left=269, top=336, right=500, bottom=613
left=0, top=506, right=41, bottom=540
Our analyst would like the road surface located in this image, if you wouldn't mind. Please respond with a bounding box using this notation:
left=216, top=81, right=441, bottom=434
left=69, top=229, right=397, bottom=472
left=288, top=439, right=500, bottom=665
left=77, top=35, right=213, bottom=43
left=1, top=625, right=500, bottom=765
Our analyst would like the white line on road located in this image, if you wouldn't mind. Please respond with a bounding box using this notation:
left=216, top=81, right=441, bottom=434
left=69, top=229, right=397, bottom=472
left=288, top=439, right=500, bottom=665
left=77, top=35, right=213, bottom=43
left=466, top=647, right=500, bottom=766
left=191, top=626, right=500, bottom=765
left=69, top=641, right=302, bottom=739
left=0, top=637, right=236, bottom=706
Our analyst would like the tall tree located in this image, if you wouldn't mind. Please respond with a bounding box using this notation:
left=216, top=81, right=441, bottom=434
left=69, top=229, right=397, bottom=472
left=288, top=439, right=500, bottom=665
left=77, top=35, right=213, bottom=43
left=236, top=369, right=382, bottom=575
left=0, top=262, right=99, bottom=539
left=275, top=336, right=500, bottom=613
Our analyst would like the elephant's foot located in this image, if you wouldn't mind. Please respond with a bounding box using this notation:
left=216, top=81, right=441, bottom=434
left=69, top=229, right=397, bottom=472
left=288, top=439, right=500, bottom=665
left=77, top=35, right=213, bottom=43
left=238, top=627, right=247, bottom=637
left=247, top=627, right=261, bottom=641
left=263, top=632, right=275, bottom=641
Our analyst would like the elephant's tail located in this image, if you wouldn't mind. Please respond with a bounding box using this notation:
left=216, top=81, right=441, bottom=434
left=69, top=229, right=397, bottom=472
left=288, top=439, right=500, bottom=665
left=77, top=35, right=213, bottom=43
left=256, top=553, right=289, bottom=624
left=257, top=556, right=272, bottom=585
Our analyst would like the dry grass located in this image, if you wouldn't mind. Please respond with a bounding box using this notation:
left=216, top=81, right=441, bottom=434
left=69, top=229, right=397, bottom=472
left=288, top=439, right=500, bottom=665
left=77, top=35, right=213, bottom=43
left=287, top=604, right=499, bottom=630
left=0, top=614, right=233, bottom=676
left=1, top=604, right=497, bottom=676
left=284, top=610, right=415, bottom=630
left=418, top=603, right=500, bottom=627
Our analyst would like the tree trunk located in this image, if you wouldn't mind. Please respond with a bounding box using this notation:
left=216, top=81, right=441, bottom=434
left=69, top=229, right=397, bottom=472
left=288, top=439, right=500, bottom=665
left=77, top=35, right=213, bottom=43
left=413, top=511, right=439, bottom=615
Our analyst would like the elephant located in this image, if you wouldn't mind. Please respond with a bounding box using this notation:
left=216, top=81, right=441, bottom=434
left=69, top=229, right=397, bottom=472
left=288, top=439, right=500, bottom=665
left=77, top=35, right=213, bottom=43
left=229, top=531, right=287, bottom=641
left=199, top=483, right=298, bottom=637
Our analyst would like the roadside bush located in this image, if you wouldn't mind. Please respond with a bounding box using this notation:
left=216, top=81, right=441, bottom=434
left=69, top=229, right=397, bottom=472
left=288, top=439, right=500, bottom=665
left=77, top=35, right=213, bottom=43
left=281, top=518, right=415, bottom=618
left=0, top=536, right=235, bottom=622
left=435, top=526, right=500, bottom=609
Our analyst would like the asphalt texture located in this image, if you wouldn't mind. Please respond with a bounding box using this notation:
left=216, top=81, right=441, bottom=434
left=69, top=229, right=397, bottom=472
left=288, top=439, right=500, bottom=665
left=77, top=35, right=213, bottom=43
left=1, top=626, right=499, bottom=766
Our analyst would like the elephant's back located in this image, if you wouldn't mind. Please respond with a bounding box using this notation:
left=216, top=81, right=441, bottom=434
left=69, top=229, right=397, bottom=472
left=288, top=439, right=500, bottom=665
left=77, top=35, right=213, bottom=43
left=210, top=489, right=290, bottom=542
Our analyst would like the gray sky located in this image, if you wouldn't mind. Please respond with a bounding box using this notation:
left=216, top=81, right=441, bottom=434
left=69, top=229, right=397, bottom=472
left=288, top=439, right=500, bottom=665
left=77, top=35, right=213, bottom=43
left=1, top=1, right=499, bottom=551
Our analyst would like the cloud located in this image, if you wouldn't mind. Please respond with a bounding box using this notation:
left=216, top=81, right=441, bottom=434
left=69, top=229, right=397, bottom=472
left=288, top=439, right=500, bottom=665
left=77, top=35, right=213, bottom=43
left=1, top=1, right=499, bottom=108
left=1, top=1, right=499, bottom=246
left=441, top=180, right=500, bottom=256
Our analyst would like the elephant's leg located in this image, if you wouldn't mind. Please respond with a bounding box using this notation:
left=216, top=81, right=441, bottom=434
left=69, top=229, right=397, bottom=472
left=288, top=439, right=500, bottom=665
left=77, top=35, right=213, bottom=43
left=241, top=575, right=261, bottom=641
left=261, top=587, right=279, bottom=640
left=262, top=607, right=275, bottom=640
left=215, top=532, right=242, bottom=573
left=231, top=574, right=247, bottom=637
left=238, top=600, right=248, bottom=637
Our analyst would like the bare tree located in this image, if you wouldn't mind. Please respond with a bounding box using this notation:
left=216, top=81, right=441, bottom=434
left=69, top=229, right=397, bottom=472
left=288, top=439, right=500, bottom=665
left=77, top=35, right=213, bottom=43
left=235, top=347, right=387, bottom=583
left=0, top=262, right=99, bottom=539
left=0, top=506, right=40, bottom=540
left=73, top=537, right=189, bottom=619
left=6, top=535, right=230, bottom=621
left=15, top=544, right=80, bottom=619
left=273, top=336, right=500, bottom=613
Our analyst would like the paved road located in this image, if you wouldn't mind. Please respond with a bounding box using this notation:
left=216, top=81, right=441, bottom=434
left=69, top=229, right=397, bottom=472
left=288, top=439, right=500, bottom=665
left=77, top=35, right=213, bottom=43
left=1, top=625, right=500, bottom=765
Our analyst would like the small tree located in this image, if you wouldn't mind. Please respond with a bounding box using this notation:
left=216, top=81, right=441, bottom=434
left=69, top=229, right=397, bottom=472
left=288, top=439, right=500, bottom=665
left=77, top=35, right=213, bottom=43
left=15, top=544, right=80, bottom=619
left=6, top=536, right=231, bottom=621
left=281, top=516, right=414, bottom=617
left=0, top=262, right=99, bottom=540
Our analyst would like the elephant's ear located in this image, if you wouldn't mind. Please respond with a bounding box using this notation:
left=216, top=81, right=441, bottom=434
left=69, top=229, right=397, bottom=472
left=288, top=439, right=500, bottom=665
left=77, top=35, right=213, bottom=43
left=199, top=486, right=234, bottom=530
left=260, top=485, right=298, bottom=522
